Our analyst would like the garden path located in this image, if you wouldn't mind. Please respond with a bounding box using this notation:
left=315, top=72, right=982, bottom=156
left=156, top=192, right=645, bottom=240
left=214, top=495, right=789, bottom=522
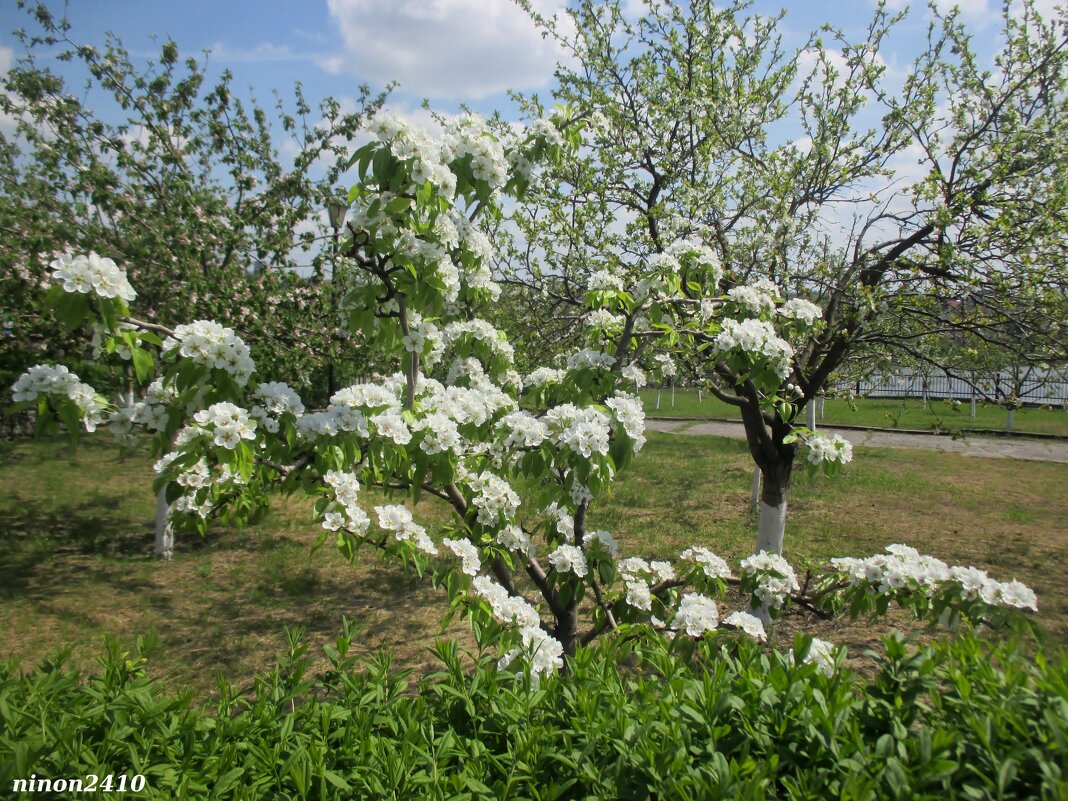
left=646, top=419, right=1068, bottom=464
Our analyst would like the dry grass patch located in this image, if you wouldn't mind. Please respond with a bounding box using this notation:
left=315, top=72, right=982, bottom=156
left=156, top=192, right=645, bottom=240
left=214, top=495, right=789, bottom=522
left=1, top=431, right=1064, bottom=701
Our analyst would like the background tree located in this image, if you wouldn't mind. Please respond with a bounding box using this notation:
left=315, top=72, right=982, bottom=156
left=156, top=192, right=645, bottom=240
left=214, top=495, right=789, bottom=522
left=0, top=3, right=390, bottom=404
left=505, top=0, right=1068, bottom=555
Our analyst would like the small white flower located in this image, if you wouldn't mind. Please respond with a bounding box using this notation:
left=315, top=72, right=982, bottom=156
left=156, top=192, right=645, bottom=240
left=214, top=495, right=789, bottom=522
left=723, top=611, right=767, bottom=641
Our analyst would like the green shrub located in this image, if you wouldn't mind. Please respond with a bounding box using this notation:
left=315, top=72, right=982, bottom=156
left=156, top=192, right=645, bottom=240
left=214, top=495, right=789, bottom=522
left=1, top=626, right=1065, bottom=800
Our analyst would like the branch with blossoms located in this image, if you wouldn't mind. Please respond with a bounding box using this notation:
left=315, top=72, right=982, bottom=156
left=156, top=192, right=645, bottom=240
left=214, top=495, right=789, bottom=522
left=7, top=111, right=1040, bottom=685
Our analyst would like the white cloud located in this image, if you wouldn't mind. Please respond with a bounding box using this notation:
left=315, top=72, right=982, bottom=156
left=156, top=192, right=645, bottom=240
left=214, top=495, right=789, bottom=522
left=322, top=0, right=573, bottom=99
left=885, top=0, right=993, bottom=15
left=1009, top=0, right=1065, bottom=20
left=796, top=47, right=852, bottom=92
left=936, top=0, right=992, bottom=16
left=1, top=46, right=19, bottom=137
left=206, top=41, right=315, bottom=63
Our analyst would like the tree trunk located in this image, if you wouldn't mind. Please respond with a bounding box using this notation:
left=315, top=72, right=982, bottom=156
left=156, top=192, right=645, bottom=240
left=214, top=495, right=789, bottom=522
left=556, top=599, right=579, bottom=659
left=154, top=485, right=174, bottom=560
left=755, top=460, right=792, bottom=556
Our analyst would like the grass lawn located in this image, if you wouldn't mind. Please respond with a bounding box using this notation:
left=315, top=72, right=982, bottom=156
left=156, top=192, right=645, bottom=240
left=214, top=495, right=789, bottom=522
left=639, top=388, right=1068, bottom=436
left=1, top=433, right=1066, bottom=698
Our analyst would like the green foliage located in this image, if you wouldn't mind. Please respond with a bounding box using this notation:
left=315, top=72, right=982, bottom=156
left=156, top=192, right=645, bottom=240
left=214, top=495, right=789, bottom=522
left=1, top=630, right=1065, bottom=800
left=0, top=3, right=390, bottom=401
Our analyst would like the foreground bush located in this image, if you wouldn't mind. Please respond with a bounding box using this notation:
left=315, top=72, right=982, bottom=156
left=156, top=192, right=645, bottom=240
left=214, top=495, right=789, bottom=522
left=2, top=628, right=1066, bottom=800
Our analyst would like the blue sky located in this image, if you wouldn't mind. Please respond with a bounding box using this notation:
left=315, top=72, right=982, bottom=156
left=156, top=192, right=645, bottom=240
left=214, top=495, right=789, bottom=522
left=2, top=0, right=1048, bottom=137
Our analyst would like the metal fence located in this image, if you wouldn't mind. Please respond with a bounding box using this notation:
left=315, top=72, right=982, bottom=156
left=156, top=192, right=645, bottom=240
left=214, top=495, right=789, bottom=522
left=833, top=368, right=1068, bottom=408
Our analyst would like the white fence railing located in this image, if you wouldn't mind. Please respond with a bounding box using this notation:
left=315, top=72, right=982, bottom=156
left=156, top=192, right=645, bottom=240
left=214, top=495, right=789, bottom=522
left=833, top=368, right=1068, bottom=408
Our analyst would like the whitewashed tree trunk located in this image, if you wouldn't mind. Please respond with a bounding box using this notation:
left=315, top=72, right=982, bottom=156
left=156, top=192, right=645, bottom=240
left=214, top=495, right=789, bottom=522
left=154, top=485, right=174, bottom=560
left=752, top=495, right=788, bottom=625
left=805, top=401, right=816, bottom=431
left=755, top=499, right=787, bottom=556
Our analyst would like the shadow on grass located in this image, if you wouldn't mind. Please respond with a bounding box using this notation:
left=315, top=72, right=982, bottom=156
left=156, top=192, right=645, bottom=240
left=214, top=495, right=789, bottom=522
left=0, top=493, right=286, bottom=604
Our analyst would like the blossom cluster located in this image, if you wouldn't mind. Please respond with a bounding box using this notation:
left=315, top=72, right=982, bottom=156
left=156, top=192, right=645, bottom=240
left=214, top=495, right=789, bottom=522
left=465, top=470, right=521, bottom=527
left=567, top=349, right=616, bottom=371
left=372, top=502, right=436, bottom=553
left=250, top=382, right=305, bottom=433
left=525, top=367, right=566, bottom=388
left=11, top=364, right=108, bottom=432
left=740, top=551, right=801, bottom=611
left=680, top=546, right=732, bottom=579
left=605, top=392, right=646, bottom=451
left=370, top=112, right=457, bottom=197
left=653, top=353, right=677, bottom=378
left=665, top=238, right=723, bottom=286
left=713, top=318, right=794, bottom=379
left=722, top=611, right=767, bottom=641
left=441, top=114, right=509, bottom=190
left=472, top=575, right=563, bottom=680
left=621, top=363, right=647, bottom=387
left=50, top=251, right=136, bottom=302
left=496, top=411, right=549, bottom=450
left=805, top=434, right=853, bottom=467
left=154, top=455, right=247, bottom=520
left=548, top=544, right=588, bottom=577
left=588, top=269, right=624, bottom=292
left=829, top=544, right=1038, bottom=611
left=443, top=537, right=483, bottom=575
left=545, top=404, right=612, bottom=459
left=442, top=319, right=515, bottom=364
left=672, top=593, right=719, bottom=636
left=727, top=284, right=776, bottom=317
left=778, top=298, right=823, bottom=326
left=798, top=637, right=837, bottom=676
left=109, top=378, right=176, bottom=440
left=190, top=402, right=258, bottom=450
left=162, top=320, right=255, bottom=385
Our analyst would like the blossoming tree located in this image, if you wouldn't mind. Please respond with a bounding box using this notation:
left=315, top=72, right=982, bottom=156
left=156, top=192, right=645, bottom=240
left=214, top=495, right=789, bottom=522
left=505, top=0, right=1068, bottom=557
left=9, top=112, right=1038, bottom=681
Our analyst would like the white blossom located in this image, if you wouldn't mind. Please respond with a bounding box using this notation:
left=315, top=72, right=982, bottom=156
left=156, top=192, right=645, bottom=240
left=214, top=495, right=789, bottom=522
left=681, top=547, right=732, bottom=579
left=723, top=611, right=767, bottom=641
left=806, top=434, right=853, bottom=466
left=50, top=251, right=136, bottom=302
left=672, top=593, right=719, bottom=636
left=548, top=544, right=589, bottom=577
left=162, top=320, right=255, bottom=385
left=443, top=537, right=482, bottom=575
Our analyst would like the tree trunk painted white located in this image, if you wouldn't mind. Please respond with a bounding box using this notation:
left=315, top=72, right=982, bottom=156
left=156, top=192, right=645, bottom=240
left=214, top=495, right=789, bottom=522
left=154, top=485, right=174, bottom=560
left=656, top=387, right=661, bottom=410
left=751, top=497, right=787, bottom=626
left=671, top=382, right=675, bottom=407
left=1006, top=407, right=1015, bottom=431
left=805, top=400, right=816, bottom=431
left=816, top=396, right=825, bottom=420
left=755, top=499, right=787, bottom=556
left=749, top=467, right=761, bottom=514
left=697, top=388, right=702, bottom=402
